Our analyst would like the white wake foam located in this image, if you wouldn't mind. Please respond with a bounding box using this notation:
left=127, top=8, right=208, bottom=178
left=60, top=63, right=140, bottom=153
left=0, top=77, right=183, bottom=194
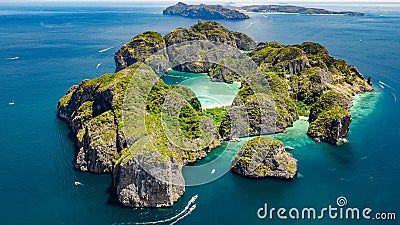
left=169, top=204, right=197, bottom=225
left=117, top=194, right=198, bottom=225
left=98, top=47, right=113, bottom=53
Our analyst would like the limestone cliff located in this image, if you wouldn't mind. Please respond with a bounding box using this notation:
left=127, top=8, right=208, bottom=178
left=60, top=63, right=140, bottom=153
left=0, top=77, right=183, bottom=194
left=232, top=137, right=297, bottom=179
left=58, top=76, right=125, bottom=173
left=113, top=159, right=185, bottom=207
left=307, top=106, right=352, bottom=144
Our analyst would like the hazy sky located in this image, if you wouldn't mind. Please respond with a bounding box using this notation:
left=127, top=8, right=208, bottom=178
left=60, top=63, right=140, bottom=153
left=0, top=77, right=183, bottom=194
left=1, top=0, right=399, bottom=7
left=1, top=0, right=400, bottom=2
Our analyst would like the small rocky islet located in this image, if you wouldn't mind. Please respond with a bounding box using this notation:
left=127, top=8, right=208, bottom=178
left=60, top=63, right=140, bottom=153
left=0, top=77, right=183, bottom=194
left=58, top=20, right=373, bottom=207
left=232, top=137, right=297, bottom=179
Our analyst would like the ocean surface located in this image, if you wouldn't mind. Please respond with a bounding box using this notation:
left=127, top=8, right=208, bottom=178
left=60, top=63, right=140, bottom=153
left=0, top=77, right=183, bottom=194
left=0, top=2, right=399, bottom=225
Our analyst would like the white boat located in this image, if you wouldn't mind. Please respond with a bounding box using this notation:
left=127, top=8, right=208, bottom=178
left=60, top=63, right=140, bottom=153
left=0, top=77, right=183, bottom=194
left=98, top=47, right=113, bottom=53
left=285, top=146, right=295, bottom=150
left=96, top=63, right=101, bottom=69
left=74, top=181, right=83, bottom=186
left=230, top=137, right=241, bottom=142
left=188, top=204, right=196, bottom=213
left=6, top=56, right=19, bottom=60
left=188, top=194, right=198, bottom=204
left=8, top=100, right=15, bottom=106
left=211, top=169, right=216, bottom=174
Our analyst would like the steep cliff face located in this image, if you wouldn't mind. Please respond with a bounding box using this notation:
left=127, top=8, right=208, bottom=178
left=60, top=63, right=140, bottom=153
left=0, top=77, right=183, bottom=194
left=306, top=91, right=353, bottom=144
left=75, top=110, right=118, bottom=173
left=163, top=2, right=250, bottom=20
left=113, top=159, right=185, bottom=207
left=307, top=106, right=352, bottom=144
left=233, top=31, right=257, bottom=51
left=58, top=76, right=126, bottom=173
left=232, top=137, right=297, bottom=179
left=308, top=91, right=352, bottom=123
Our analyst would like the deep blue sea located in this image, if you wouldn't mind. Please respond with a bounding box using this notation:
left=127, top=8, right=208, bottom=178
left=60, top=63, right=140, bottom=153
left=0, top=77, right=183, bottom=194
left=0, top=2, right=399, bottom=225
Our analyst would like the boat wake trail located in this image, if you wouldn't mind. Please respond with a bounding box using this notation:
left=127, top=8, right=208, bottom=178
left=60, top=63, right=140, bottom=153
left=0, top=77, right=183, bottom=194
left=379, top=81, right=394, bottom=90
left=98, top=47, right=113, bottom=53
left=391, top=92, right=397, bottom=102
left=379, top=81, right=397, bottom=102
left=169, top=204, right=197, bottom=225
left=118, top=194, right=198, bottom=225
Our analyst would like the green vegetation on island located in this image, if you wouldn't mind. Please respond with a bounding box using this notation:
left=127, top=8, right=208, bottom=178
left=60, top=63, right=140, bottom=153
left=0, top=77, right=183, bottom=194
left=163, top=2, right=249, bottom=20
left=58, top=20, right=373, bottom=208
left=217, top=40, right=372, bottom=143
left=232, top=137, right=297, bottom=179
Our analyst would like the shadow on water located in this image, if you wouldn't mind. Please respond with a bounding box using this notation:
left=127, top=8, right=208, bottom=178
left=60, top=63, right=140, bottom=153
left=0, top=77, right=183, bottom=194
left=322, top=142, right=355, bottom=165
left=106, top=179, right=122, bottom=206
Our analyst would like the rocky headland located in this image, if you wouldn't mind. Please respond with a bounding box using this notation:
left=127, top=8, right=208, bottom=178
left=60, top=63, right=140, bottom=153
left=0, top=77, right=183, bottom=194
left=58, top=20, right=373, bottom=207
left=163, top=2, right=249, bottom=20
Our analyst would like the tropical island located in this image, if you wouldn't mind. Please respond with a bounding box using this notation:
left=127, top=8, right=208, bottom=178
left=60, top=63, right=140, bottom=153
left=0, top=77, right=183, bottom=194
left=163, top=2, right=364, bottom=20
left=58, top=20, right=372, bottom=208
left=163, top=2, right=249, bottom=20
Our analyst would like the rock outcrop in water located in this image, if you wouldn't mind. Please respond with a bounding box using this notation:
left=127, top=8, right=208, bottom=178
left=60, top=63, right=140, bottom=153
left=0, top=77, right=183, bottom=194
left=232, top=137, right=297, bottom=179
left=307, top=91, right=353, bottom=144
left=163, top=2, right=249, bottom=20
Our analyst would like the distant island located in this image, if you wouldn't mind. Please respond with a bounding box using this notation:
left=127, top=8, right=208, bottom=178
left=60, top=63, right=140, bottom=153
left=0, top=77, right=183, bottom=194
left=163, top=2, right=249, bottom=20
left=58, top=20, right=372, bottom=208
left=162, top=3, right=364, bottom=20
left=233, top=5, right=365, bottom=16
